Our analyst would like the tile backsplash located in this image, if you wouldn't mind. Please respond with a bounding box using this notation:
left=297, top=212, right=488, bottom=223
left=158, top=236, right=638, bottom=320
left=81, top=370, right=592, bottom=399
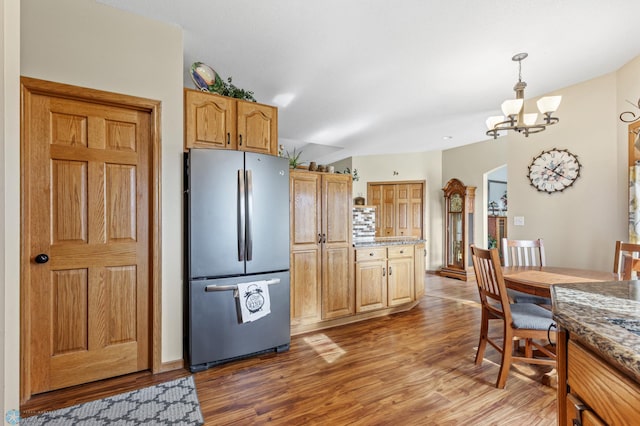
left=353, top=206, right=376, bottom=241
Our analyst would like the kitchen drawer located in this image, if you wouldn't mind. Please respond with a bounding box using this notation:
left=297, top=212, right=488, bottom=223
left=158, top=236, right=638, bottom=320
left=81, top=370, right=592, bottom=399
left=355, top=247, right=386, bottom=261
left=387, top=245, right=413, bottom=258
left=567, top=340, right=640, bottom=425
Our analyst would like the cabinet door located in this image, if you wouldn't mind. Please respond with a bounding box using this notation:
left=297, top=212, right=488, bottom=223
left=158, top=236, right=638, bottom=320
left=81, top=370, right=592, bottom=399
left=388, top=256, right=414, bottom=306
left=290, top=172, right=321, bottom=325
left=322, top=246, right=353, bottom=320
left=356, top=259, right=387, bottom=312
left=237, top=100, right=277, bottom=155
left=323, top=174, right=352, bottom=245
left=291, top=250, right=322, bottom=325
left=567, top=340, right=640, bottom=425
left=382, top=185, right=396, bottom=236
left=396, top=184, right=410, bottom=236
left=408, top=183, right=424, bottom=238
left=291, top=172, right=321, bottom=249
left=184, top=89, right=236, bottom=149
left=566, top=394, right=606, bottom=426
left=322, top=174, right=354, bottom=319
left=414, top=244, right=426, bottom=299
left=582, top=411, right=606, bottom=426
left=396, top=183, right=423, bottom=238
left=367, top=184, right=383, bottom=236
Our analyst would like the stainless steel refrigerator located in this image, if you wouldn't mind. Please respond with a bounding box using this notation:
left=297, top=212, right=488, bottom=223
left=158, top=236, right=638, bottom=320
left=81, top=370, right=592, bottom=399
left=184, top=149, right=290, bottom=372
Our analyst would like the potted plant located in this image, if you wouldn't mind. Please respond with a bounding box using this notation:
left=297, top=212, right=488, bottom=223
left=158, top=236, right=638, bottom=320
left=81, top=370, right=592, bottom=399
left=286, top=149, right=304, bottom=169
left=219, top=77, right=256, bottom=102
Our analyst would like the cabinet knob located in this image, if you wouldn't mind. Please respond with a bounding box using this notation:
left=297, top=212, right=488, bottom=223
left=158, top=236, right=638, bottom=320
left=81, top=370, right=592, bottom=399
left=35, top=253, right=49, bottom=264
left=369, top=252, right=374, bottom=256
left=400, top=250, right=404, bottom=254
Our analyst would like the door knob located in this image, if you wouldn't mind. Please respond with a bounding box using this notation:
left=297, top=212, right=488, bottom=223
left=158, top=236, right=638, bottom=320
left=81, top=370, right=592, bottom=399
left=34, top=253, right=49, bottom=264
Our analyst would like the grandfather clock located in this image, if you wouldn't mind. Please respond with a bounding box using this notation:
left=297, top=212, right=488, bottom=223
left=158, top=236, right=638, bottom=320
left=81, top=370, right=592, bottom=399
left=441, top=178, right=476, bottom=281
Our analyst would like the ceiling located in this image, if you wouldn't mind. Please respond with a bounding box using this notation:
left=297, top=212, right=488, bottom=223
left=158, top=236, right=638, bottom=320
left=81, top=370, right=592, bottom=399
left=97, top=0, right=640, bottom=164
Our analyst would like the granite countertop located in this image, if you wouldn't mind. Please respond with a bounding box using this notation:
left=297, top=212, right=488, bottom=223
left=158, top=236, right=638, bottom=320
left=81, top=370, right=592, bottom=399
left=353, top=237, right=427, bottom=248
left=551, top=281, right=640, bottom=383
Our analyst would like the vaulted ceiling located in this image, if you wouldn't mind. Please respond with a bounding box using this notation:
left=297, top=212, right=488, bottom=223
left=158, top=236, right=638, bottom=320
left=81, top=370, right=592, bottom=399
left=98, top=0, right=640, bottom=163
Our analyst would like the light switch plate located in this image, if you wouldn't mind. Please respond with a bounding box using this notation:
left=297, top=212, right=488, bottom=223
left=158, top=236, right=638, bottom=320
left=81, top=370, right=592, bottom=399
left=514, top=216, right=525, bottom=226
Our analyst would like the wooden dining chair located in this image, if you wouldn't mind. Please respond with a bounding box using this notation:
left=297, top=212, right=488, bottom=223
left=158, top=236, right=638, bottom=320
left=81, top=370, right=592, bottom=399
left=613, top=240, right=640, bottom=280
left=501, top=238, right=550, bottom=304
left=470, top=245, right=557, bottom=389
left=501, top=238, right=546, bottom=267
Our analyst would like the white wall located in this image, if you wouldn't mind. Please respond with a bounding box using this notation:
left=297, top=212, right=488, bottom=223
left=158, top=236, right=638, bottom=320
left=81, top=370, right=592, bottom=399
left=442, top=64, right=635, bottom=271
left=329, top=157, right=353, bottom=177
left=442, top=138, right=508, bottom=256
left=351, top=151, right=443, bottom=269
left=2, top=0, right=21, bottom=419
left=505, top=73, right=621, bottom=270
left=19, top=0, right=184, bottom=379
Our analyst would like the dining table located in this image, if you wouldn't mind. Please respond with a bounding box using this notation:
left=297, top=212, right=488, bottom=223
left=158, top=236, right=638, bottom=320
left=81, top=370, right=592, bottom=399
left=502, top=266, right=619, bottom=299
left=501, top=266, right=619, bottom=387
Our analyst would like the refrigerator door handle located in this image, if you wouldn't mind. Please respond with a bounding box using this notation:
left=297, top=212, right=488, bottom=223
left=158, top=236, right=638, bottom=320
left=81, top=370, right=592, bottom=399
left=238, top=169, right=246, bottom=261
left=205, top=278, right=281, bottom=293
left=246, top=169, right=254, bottom=261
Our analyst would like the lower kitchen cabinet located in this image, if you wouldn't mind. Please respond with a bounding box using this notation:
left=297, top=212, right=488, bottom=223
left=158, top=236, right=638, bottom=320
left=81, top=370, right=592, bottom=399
left=387, top=246, right=414, bottom=306
left=355, top=247, right=387, bottom=312
left=291, top=241, right=423, bottom=335
left=290, top=249, right=322, bottom=324
left=560, top=333, right=640, bottom=426
left=355, top=245, right=415, bottom=312
left=322, top=246, right=354, bottom=320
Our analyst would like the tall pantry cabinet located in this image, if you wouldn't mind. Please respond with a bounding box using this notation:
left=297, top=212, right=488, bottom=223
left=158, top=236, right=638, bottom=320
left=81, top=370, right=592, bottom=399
left=289, top=171, right=353, bottom=327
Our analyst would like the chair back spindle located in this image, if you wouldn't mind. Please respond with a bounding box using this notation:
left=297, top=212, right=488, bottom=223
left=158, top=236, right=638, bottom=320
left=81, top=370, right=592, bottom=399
left=501, top=238, right=546, bottom=267
left=472, top=246, right=510, bottom=315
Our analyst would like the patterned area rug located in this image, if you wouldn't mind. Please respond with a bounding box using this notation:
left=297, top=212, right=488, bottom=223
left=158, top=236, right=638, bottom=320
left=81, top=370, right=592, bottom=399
left=21, top=376, right=204, bottom=425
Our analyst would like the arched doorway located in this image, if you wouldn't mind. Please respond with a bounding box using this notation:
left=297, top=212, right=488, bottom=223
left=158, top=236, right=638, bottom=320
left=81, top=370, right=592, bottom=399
left=484, top=165, right=507, bottom=260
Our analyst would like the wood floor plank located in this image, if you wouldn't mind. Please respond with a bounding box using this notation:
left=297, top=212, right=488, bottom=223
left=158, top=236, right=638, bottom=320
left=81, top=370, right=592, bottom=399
left=21, top=274, right=557, bottom=424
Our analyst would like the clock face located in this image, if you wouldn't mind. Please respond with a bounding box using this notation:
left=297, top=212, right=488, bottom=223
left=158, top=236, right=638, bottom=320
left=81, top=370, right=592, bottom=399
left=527, top=148, right=581, bottom=193
left=450, top=194, right=463, bottom=212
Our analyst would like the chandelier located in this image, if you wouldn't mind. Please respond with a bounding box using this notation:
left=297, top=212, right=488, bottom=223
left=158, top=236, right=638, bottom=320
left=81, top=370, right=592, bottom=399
left=486, top=53, right=562, bottom=139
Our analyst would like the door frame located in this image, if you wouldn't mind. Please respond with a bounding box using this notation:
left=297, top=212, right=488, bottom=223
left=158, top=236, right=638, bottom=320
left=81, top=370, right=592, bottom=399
left=19, top=77, right=162, bottom=402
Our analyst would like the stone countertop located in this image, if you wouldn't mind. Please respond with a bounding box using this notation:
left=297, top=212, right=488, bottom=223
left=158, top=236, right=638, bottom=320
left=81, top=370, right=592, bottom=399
left=551, top=281, right=640, bottom=383
left=353, top=238, right=427, bottom=248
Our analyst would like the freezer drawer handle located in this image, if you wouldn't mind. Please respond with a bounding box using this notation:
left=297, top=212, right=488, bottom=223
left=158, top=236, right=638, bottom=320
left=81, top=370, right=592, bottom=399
left=205, top=278, right=281, bottom=297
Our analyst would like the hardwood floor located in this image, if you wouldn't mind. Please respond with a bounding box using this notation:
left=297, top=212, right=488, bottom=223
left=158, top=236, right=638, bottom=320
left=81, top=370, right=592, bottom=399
left=22, top=274, right=557, bottom=425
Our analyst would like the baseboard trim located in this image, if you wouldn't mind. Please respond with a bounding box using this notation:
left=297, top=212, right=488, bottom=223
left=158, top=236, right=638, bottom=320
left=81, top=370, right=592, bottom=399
left=158, top=359, right=185, bottom=373
left=290, top=300, right=419, bottom=336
